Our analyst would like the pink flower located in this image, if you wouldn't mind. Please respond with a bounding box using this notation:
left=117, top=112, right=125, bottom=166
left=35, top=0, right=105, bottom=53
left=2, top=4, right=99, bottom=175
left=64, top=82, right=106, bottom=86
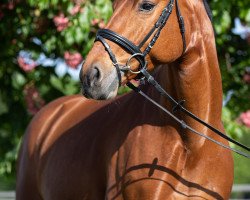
left=24, top=84, right=45, bottom=115
left=98, top=20, right=105, bottom=29
left=72, top=0, right=86, bottom=5
left=12, top=39, right=17, bottom=45
left=0, top=11, right=4, bottom=20
left=53, top=13, right=69, bottom=32
left=7, top=2, right=14, bottom=10
left=64, top=51, right=83, bottom=68
left=240, top=110, right=250, bottom=128
left=17, top=56, right=37, bottom=72
left=1, top=2, right=15, bottom=10
left=243, top=73, right=250, bottom=84
left=91, top=18, right=106, bottom=28
left=70, top=4, right=81, bottom=15
left=247, top=34, right=250, bottom=45
left=91, top=18, right=99, bottom=26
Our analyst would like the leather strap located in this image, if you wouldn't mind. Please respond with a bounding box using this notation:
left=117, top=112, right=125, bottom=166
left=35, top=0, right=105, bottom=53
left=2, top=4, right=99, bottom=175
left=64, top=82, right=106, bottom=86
left=176, top=0, right=186, bottom=54
left=95, top=0, right=186, bottom=78
left=97, top=29, right=146, bottom=73
left=133, top=69, right=250, bottom=156
left=127, top=81, right=250, bottom=159
left=95, top=35, right=122, bottom=85
left=138, top=0, right=174, bottom=49
left=97, top=29, right=142, bottom=54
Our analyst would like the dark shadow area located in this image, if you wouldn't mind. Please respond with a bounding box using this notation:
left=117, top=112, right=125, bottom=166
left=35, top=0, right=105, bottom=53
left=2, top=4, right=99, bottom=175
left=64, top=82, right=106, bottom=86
left=37, top=87, right=169, bottom=198
left=107, top=157, right=223, bottom=200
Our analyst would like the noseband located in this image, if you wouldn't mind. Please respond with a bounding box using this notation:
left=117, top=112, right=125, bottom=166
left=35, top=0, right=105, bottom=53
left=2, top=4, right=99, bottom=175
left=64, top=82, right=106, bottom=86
left=94, top=0, right=250, bottom=158
left=95, top=0, right=186, bottom=86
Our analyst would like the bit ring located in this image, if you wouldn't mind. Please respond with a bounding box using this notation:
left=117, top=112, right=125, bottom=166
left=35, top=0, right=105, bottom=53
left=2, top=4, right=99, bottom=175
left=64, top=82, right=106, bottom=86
left=125, top=53, right=145, bottom=74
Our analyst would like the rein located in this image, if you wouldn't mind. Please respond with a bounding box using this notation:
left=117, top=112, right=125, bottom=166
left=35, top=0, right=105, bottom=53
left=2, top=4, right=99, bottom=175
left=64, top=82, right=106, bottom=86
left=94, top=0, right=250, bottom=158
left=127, top=73, right=250, bottom=159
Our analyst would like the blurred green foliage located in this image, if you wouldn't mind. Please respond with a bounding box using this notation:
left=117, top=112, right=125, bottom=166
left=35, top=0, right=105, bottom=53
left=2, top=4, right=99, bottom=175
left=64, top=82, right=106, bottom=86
left=0, top=0, right=249, bottom=189
left=211, top=0, right=250, bottom=105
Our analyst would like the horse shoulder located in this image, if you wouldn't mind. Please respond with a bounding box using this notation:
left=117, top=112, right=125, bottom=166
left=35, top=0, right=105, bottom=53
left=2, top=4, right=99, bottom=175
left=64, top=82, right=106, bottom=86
left=16, top=95, right=103, bottom=199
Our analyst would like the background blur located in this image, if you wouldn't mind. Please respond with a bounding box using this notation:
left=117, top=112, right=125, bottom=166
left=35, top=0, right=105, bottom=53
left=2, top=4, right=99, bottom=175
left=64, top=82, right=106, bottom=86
left=0, top=0, right=249, bottom=195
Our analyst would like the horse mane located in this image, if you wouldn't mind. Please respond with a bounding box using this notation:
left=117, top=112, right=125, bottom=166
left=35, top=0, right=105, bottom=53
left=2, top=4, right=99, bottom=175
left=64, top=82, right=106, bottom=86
left=203, top=0, right=213, bottom=22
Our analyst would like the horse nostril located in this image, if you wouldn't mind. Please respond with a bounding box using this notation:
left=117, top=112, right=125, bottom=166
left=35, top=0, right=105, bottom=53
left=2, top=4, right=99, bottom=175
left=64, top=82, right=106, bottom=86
left=93, top=67, right=100, bottom=80
left=90, top=67, right=100, bottom=80
left=86, top=65, right=102, bottom=87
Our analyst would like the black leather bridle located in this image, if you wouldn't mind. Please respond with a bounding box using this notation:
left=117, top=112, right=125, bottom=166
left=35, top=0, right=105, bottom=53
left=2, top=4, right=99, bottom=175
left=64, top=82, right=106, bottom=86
left=94, top=0, right=250, bottom=158
left=95, top=0, right=185, bottom=86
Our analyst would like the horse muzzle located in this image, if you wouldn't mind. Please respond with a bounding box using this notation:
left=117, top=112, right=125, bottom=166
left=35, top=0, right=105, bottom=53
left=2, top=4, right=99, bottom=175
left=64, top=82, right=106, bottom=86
left=80, top=62, right=119, bottom=100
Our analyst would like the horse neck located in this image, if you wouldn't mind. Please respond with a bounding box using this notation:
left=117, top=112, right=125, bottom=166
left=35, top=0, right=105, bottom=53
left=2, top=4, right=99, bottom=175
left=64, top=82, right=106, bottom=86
left=155, top=7, right=223, bottom=150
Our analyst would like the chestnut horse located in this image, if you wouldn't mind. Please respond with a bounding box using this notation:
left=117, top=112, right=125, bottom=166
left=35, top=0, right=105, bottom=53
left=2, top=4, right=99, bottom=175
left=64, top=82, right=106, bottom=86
left=16, top=0, right=234, bottom=199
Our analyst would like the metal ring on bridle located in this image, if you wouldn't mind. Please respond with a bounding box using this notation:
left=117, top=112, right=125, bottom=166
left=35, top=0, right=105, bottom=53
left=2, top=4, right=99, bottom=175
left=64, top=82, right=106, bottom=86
left=125, top=53, right=146, bottom=74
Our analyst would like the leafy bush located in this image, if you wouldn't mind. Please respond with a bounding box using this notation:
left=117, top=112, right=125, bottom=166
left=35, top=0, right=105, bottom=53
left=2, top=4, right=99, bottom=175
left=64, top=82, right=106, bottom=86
left=0, top=0, right=112, bottom=179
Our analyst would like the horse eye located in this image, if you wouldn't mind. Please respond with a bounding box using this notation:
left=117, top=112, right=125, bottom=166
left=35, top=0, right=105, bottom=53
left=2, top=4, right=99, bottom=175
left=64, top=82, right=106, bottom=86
left=140, top=2, right=155, bottom=12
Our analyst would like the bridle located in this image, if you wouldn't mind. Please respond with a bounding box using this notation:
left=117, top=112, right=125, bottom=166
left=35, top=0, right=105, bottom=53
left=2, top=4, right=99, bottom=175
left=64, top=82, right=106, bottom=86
left=94, top=0, right=250, bottom=158
left=96, top=0, right=185, bottom=86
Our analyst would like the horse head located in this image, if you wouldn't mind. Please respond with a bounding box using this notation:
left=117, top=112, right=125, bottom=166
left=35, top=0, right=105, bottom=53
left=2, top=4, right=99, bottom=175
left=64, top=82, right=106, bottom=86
left=80, top=0, right=190, bottom=100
